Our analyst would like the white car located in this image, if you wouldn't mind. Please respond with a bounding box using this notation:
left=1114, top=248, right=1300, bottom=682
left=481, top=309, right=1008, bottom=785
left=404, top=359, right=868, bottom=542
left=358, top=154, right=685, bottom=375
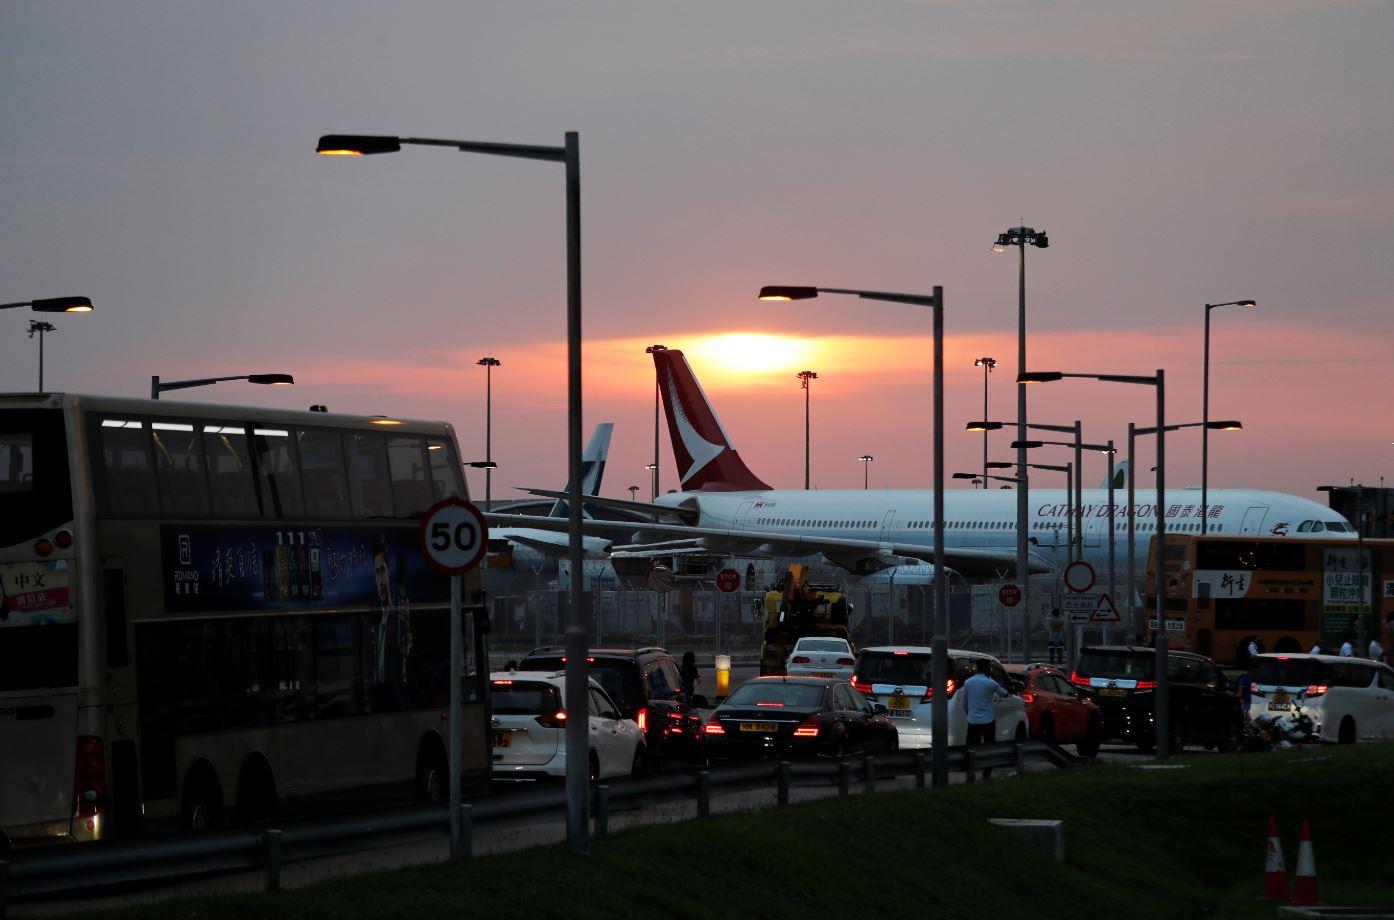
left=851, top=646, right=1029, bottom=749
left=489, top=670, right=646, bottom=780
left=1248, top=653, right=1394, bottom=743
left=784, top=636, right=857, bottom=679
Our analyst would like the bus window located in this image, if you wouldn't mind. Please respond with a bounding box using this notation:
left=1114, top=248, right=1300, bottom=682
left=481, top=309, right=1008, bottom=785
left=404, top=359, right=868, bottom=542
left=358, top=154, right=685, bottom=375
left=426, top=438, right=463, bottom=500
left=1, top=409, right=72, bottom=546
left=203, top=424, right=260, bottom=518
left=387, top=436, right=432, bottom=517
left=151, top=421, right=210, bottom=517
left=97, top=418, right=159, bottom=516
left=253, top=428, right=304, bottom=518
left=346, top=433, right=394, bottom=519
left=298, top=428, right=350, bottom=518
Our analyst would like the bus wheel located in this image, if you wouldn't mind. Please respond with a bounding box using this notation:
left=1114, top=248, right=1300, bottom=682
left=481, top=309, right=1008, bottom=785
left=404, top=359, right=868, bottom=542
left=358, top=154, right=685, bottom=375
left=182, top=763, right=224, bottom=832
left=415, top=738, right=448, bottom=802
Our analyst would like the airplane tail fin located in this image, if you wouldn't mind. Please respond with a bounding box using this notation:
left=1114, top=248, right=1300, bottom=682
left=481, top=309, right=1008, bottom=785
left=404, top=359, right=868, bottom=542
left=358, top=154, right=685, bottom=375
left=652, top=349, right=771, bottom=492
left=548, top=422, right=614, bottom=518
left=1102, top=460, right=1129, bottom=490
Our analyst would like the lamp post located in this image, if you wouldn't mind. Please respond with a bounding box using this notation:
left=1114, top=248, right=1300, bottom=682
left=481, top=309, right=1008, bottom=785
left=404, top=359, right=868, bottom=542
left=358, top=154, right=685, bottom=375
left=1202, top=300, right=1255, bottom=534
left=994, top=225, right=1049, bottom=662
left=762, top=283, right=948, bottom=788
left=317, top=130, right=589, bottom=855
left=1021, top=368, right=1170, bottom=758
left=628, top=485, right=639, bottom=501
left=1011, top=428, right=1109, bottom=563
left=797, top=370, right=818, bottom=489
left=974, top=357, right=996, bottom=487
left=645, top=344, right=667, bottom=500
left=3, top=297, right=93, bottom=392
left=151, top=373, right=294, bottom=400
left=27, top=321, right=55, bottom=391
left=858, top=454, right=874, bottom=490
left=476, top=357, right=502, bottom=509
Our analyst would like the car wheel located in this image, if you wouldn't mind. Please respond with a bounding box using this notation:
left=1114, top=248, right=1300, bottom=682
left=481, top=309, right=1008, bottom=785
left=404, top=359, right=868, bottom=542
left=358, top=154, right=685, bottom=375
left=1037, top=715, right=1054, bottom=743
left=631, top=746, right=647, bottom=775
left=1167, top=720, right=1185, bottom=755
left=181, top=765, right=224, bottom=832
left=1135, top=735, right=1156, bottom=754
left=1339, top=717, right=1356, bottom=745
left=1075, top=716, right=1102, bottom=758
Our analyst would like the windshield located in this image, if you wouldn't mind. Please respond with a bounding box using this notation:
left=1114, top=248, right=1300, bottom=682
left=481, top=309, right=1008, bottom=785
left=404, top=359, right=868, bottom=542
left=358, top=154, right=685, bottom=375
left=521, top=656, right=644, bottom=717
left=0, top=409, right=72, bottom=548
left=796, top=638, right=850, bottom=653
left=491, top=682, right=560, bottom=715
left=1251, top=658, right=1326, bottom=686
left=725, top=682, right=826, bottom=708
left=1078, top=650, right=1155, bottom=681
left=856, top=653, right=933, bottom=686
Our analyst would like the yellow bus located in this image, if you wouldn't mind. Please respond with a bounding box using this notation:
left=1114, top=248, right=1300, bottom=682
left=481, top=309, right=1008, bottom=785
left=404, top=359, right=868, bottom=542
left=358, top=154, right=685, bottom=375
left=1146, top=534, right=1392, bottom=664
left=1, top=394, right=489, bottom=846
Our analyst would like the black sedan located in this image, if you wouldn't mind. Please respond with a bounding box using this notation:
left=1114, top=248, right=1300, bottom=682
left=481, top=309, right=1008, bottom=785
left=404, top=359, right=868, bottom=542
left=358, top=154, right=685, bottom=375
left=702, top=676, right=898, bottom=758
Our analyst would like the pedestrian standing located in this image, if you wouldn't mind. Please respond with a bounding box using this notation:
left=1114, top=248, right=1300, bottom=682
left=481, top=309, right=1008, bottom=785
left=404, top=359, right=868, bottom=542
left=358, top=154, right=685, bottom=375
left=1369, top=635, right=1385, bottom=663
left=1235, top=665, right=1253, bottom=721
left=1047, top=608, right=1065, bottom=665
left=679, top=650, right=701, bottom=702
left=963, top=658, right=1008, bottom=780
left=1309, top=642, right=1323, bottom=655
left=1339, top=633, right=1355, bottom=657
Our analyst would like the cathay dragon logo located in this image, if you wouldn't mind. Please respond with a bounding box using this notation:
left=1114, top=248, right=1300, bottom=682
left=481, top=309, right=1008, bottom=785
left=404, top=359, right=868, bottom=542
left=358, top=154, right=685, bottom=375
left=667, top=373, right=724, bottom=483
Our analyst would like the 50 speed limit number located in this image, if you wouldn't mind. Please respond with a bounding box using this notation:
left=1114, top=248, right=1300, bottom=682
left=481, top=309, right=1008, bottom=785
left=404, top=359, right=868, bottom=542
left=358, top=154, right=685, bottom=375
left=418, top=497, right=489, bottom=575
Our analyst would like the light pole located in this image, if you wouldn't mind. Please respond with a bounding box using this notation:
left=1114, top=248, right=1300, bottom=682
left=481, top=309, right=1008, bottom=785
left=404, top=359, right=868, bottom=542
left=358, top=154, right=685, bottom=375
left=628, top=485, right=639, bottom=501
left=1022, top=369, right=1169, bottom=758
left=3, top=297, right=93, bottom=392
left=859, top=454, right=874, bottom=490
left=477, top=357, right=501, bottom=509
left=645, top=344, right=667, bottom=500
left=797, top=370, right=818, bottom=490
left=317, top=130, right=589, bottom=855
left=1202, top=300, right=1255, bottom=534
left=974, top=357, right=996, bottom=487
left=27, top=321, right=55, bottom=390
left=151, top=373, right=294, bottom=400
left=1012, top=429, right=1109, bottom=563
left=994, top=225, right=1049, bottom=662
left=762, top=283, right=948, bottom=788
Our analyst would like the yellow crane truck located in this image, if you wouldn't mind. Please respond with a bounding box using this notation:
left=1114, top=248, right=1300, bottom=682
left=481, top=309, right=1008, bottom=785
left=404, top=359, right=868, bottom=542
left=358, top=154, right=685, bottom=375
left=759, top=564, right=854, bottom=675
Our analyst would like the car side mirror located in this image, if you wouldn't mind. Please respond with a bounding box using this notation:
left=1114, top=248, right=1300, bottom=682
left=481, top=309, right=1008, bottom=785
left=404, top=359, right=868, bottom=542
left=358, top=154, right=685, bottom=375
left=873, top=702, right=888, bottom=715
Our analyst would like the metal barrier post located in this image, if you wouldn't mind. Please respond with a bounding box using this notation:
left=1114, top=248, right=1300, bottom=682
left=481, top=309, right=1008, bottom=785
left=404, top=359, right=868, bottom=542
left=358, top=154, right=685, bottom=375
left=262, top=828, right=282, bottom=893
left=863, top=755, right=877, bottom=794
left=913, top=752, right=927, bottom=790
left=1014, top=743, right=1026, bottom=774
left=837, top=761, right=851, bottom=797
left=696, top=771, right=711, bottom=819
left=965, top=747, right=977, bottom=784
left=1, top=859, right=9, bottom=920
left=595, top=786, right=610, bottom=837
left=777, top=762, right=791, bottom=807
left=460, top=803, right=473, bottom=859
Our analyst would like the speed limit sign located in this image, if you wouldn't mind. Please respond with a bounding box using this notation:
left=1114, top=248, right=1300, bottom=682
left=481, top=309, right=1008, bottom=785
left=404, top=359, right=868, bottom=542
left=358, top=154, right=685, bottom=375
left=418, top=497, right=489, bottom=575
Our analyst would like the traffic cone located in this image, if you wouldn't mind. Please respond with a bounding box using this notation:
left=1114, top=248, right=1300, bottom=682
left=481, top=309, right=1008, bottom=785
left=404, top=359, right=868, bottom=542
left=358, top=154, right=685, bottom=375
left=1262, top=815, right=1288, bottom=901
left=1292, top=819, right=1319, bottom=906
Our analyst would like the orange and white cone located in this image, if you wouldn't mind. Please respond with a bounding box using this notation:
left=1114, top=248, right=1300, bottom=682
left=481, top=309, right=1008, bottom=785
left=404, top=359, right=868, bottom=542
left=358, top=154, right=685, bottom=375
left=1292, top=819, right=1319, bottom=906
left=1262, top=815, right=1289, bottom=901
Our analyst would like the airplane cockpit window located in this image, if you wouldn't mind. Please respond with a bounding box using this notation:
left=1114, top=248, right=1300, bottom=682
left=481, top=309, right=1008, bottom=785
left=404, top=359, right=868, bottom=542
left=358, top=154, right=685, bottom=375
left=1310, top=521, right=1325, bottom=533
left=1297, top=520, right=1314, bottom=532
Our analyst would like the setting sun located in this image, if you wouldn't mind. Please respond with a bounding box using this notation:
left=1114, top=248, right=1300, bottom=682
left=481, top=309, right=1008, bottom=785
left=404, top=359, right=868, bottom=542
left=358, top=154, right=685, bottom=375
left=687, top=333, right=816, bottom=381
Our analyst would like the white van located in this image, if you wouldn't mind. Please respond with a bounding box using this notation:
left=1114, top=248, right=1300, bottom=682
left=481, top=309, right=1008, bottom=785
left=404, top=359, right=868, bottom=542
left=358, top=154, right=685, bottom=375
left=1248, top=654, right=1394, bottom=743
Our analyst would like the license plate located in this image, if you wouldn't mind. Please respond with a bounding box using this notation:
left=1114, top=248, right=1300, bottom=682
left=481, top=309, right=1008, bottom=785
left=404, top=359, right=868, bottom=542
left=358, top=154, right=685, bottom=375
left=492, top=731, right=512, bottom=748
left=740, top=722, right=778, bottom=732
left=1267, top=702, right=1291, bottom=712
left=888, top=694, right=910, bottom=712
left=1098, top=687, right=1126, bottom=698
left=1271, top=690, right=1290, bottom=704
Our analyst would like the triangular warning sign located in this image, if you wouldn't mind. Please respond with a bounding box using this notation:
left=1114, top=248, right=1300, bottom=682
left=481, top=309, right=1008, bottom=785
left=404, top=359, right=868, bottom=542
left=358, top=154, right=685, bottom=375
left=1091, top=593, right=1121, bottom=622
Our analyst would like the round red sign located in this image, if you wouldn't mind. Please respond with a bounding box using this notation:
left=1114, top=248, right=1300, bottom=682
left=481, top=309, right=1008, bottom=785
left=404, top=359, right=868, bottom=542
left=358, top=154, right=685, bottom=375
left=715, top=568, right=741, bottom=593
left=998, top=583, right=1023, bottom=608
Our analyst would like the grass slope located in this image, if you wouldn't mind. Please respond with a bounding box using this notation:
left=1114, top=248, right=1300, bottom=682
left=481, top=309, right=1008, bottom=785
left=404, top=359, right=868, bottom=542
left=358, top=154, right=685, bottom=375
left=54, top=745, right=1394, bottom=920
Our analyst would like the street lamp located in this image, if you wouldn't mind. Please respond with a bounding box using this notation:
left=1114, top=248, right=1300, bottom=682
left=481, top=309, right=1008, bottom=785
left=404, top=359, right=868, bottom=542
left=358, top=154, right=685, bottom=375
left=760, top=283, right=949, bottom=789
left=973, top=357, right=996, bottom=487
left=27, top=321, right=55, bottom=391
left=1202, top=300, right=1255, bottom=534
left=645, top=344, right=667, bottom=500
left=858, top=454, right=874, bottom=490
left=0, top=296, right=93, bottom=314
left=477, top=357, right=502, bottom=509
left=628, top=485, right=639, bottom=501
left=318, top=130, right=589, bottom=856
left=993, top=225, right=1049, bottom=663
left=796, top=370, right=818, bottom=490
left=151, top=373, right=294, bottom=400
left=1011, top=430, right=1114, bottom=564
left=1020, top=368, right=1173, bottom=759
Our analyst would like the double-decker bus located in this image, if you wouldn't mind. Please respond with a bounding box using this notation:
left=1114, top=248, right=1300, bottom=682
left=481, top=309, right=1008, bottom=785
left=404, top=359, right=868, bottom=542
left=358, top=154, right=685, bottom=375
left=1145, top=534, right=1393, bottom=664
left=1, top=393, right=489, bottom=847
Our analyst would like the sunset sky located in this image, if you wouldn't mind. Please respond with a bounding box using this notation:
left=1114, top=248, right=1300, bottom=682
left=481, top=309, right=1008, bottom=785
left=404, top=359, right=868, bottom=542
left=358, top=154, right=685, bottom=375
left=2, top=2, right=1390, bottom=502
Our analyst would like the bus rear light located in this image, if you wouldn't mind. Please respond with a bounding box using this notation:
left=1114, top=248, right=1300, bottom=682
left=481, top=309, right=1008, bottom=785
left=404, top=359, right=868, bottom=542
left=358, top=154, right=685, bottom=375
left=1305, top=685, right=1328, bottom=697
left=35, top=538, right=53, bottom=557
left=55, top=530, right=73, bottom=549
left=535, top=710, right=567, bottom=728
left=72, top=736, right=106, bottom=820
left=792, top=714, right=821, bottom=737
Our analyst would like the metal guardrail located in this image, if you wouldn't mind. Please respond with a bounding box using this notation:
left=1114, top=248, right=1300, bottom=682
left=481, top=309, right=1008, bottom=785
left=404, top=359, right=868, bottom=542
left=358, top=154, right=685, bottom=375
left=0, top=740, right=1074, bottom=911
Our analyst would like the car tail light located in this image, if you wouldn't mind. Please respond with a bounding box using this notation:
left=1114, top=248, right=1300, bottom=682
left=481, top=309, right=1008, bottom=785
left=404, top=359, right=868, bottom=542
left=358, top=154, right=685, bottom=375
left=492, top=679, right=513, bottom=686
left=73, top=736, right=106, bottom=821
left=836, top=657, right=855, bottom=666
left=792, top=714, right=821, bottom=738
left=1069, top=671, right=1090, bottom=687
left=920, top=679, right=957, bottom=702
left=703, top=713, right=725, bottom=735
left=1136, top=680, right=1157, bottom=690
left=756, top=701, right=785, bottom=707
left=852, top=677, right=874, bottom=695
left=1305, top=685, right=1328, bottom=697
left=535, top=710, right=567, bottom=728
left=34, top=538, right=53, bottom=557
left=55, top=530, right=73, bottom=549
left=791, top=655, right=811, bottom=664
left=1020, top=692, right=1036, bottom=704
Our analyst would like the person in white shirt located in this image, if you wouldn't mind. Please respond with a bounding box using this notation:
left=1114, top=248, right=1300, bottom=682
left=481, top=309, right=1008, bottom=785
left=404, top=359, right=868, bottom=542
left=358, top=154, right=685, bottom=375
left=1339, top=636, right=1355, bottom=657
left=962, top=658, right=1008, bottom=780
left=1309, top=643, right=1323, bottom=655
left=1370, top=637, right=1385, bottom=662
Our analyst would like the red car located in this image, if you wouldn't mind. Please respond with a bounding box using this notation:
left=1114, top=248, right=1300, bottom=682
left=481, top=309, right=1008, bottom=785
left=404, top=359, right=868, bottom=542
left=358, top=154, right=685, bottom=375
left=1005, top=663, right=1102, bottom=757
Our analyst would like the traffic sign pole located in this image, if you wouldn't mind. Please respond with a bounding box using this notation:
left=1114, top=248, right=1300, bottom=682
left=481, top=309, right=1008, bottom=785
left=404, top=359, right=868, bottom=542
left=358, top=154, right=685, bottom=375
left=448, top=573, right=461, bottom=862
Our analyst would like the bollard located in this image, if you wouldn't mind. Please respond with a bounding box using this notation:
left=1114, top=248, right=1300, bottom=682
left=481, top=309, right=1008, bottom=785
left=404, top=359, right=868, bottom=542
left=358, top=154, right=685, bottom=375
left=1014, top=743, right=1026, bottom=774
left=965, top=748, right=977, bottom=784
left=460, top=803, right=473, bottom=859
left=715, top=654, right=731, bottom=698
left=696, top=771, right=711, bottom=819
left=777, top=762, right=791, bottom=807
left=262, top=829, right=282, bottom=893
left=2, top=859, right=9, bottom=920
left=595, top=785, right=610, bottom=837
left=913, top=752, right=926, bottom=790
left=837, top=760, right=851, bottom=797
left=863, top=755, right=877, bottom=794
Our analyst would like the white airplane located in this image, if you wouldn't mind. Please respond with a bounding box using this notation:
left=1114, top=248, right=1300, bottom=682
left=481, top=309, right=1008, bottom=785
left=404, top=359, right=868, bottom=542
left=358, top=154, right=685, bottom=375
left=489, top=350, right=1354, bottom=580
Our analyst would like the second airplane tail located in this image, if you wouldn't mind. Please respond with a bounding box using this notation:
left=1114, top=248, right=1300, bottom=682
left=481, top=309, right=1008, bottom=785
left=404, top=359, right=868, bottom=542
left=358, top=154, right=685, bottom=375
left=548, top=422, right=614, bottom=518
left=652, top=349, right=771, bottom=492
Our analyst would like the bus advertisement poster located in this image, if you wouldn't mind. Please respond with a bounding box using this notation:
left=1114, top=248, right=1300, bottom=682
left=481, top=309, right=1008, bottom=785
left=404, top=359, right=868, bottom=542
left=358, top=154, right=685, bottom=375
left=0, top=559, right=73, bottom=626
left=159, top=524, right=449, bottom=614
